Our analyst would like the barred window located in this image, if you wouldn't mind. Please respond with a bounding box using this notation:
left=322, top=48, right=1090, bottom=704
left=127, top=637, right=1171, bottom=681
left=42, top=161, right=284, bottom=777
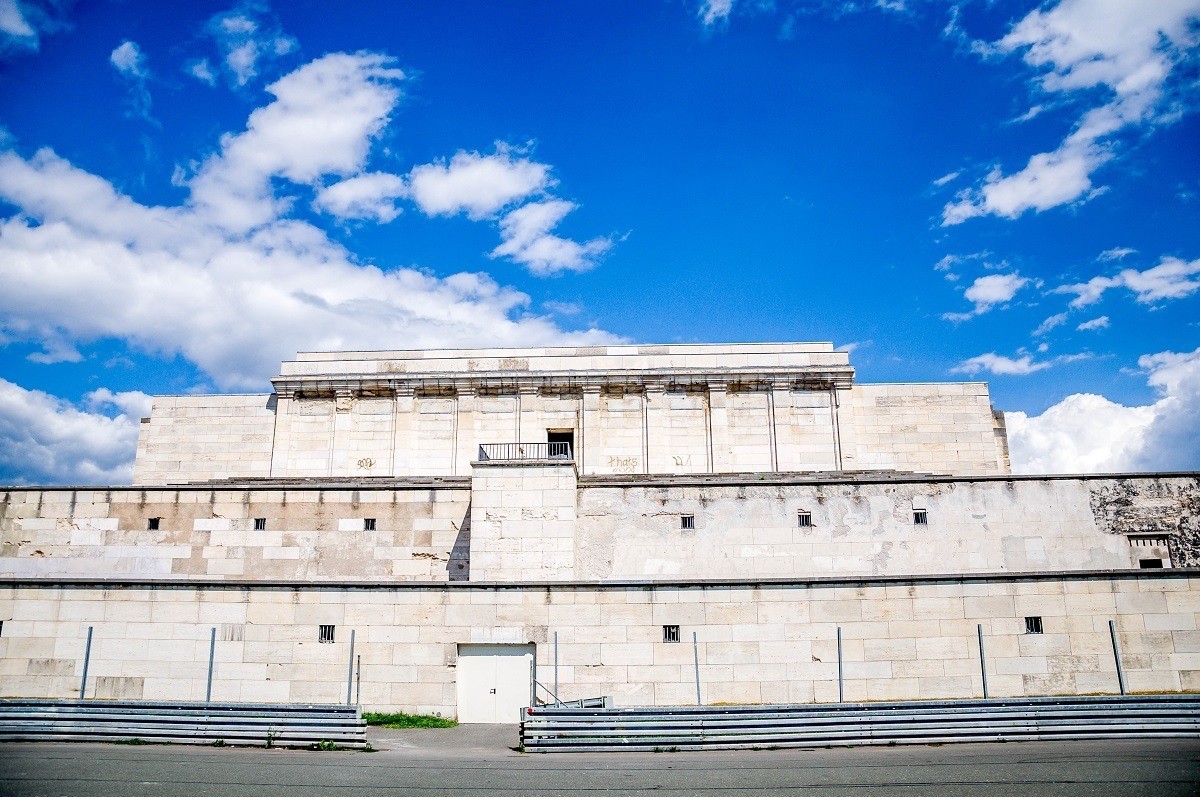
left=147, top=517, right=160, bottom=531
left=797, top=510, right=813, bottom=528
left=1025, top=616, right=1043, bottom=634
left=663, top=625, right=681, bottom=643
left=363, top=518, right=377, bottom=531
left=319, top=625, right=335, bottom=643
left=253, top=518, right=267, bottom=531
left=680, top=515, right=695, bottom=531
left=913, top=510, right=928, bottom=525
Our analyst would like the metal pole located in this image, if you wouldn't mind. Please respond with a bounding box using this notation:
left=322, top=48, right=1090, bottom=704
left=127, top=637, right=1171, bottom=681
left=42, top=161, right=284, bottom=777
left=1109, top=620, right=1127, bottom=696
left=977, top=623, right=989, bottom=699
left=692, top=631, right=701, bottom=707
left=355, top=654, right=362, bottom=707
left=553, top=631, right=559, bottom=705
left=346, top=629, right=356, bottom=706
left=205, top=627, right=216, bottom=702
left=836, top=627, right=844, bottom=703
left=79, top=626, right=93, bottom=700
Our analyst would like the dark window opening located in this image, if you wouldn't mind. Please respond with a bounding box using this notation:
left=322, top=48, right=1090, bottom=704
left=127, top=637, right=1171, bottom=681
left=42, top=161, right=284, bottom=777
left=363, top=518, right=376, bottom=531
left=147, top=517, right=160, bottom=531
left=1139, top=558, right=1165, bottom=569
left=547, top=430, right=574, bottom=459
left=663, top=625, right=680, bottom=643
left=797, top=510, right=813, bottom=528
left=253, top=518, right=267, bottom=531
left=680, top=514, right=695, bottom=531
left=319, top=625, right=335, bottom=643
left=913, top=510, right=928, bottom=525
left=1025, top=616, right=1043, bottom=634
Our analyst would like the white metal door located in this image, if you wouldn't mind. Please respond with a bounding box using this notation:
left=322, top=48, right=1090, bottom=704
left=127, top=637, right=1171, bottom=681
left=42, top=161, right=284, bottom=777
left=456, top=644, right=534, bottom=723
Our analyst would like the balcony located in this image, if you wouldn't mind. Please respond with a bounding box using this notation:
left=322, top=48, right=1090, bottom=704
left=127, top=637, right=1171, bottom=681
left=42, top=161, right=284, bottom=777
left=477, top=442, right=573, bottom=462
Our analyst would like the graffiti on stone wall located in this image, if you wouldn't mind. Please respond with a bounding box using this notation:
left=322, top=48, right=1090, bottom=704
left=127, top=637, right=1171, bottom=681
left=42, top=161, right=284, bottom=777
left=608, top=456, right=639, bottom=473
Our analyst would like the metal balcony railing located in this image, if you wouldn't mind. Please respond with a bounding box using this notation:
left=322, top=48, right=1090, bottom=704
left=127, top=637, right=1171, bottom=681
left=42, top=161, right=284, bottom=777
left=478, top=442, right=573, bottom=462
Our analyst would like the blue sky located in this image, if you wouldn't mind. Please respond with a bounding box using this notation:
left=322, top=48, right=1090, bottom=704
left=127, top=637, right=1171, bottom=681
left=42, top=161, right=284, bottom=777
left=0, top=0, right=1198, bottom=483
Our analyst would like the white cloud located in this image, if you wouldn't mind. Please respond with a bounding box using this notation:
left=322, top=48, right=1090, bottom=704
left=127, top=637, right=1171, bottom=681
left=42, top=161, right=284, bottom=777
left=0, top=0, right=33, bottom=40
left=110, top=40, right=153, bottom=122
left=1077, top=315, right=1109, bottom=331
left=1033, top=312, right=1068, bottom=336
left=698, top=0, right=734, bottom=26
left=942, top=272, right=1030, bottom=321
left=491, top=199, right=612, bottom=276
left=187, top=58, right=217, bottom=86
left=1098, top=246, right=1136, bottom=261
left=953, top=353, right=1052, bottom=376
left=943, top=0, right=1200, bottom=224
left=315, top=172, right=406, bottom=222
left=406, top=148, right=553, bottom=220
left=0, top=52, right=620, bottom=391
left=1006, top=346, right=1200, bottom=473
left=932, top=171, right=960, bottom=187
left=0, top=379, right=150, bottom=485
left=198, top=2, right=297, bottom=88
left=1056, top=255, right=1200, bottom=307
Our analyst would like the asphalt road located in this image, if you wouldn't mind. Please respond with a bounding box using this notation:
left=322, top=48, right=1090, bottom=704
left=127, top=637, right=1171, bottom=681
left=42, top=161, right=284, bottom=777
left=1, top=728, right=1198, bottom=796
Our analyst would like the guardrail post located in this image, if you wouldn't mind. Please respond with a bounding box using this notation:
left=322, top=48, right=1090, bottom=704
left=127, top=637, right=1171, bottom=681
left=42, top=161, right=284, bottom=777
left=1109, top=619, right=1127, bottom=696
left=79, top=625, right=93, bottom=700
left=205, top=627, right=216, bottom=702
left=977, top=623, right=989, bottom=699
left=693, top=631, right=701, bottom=706
left=554, top=631, right=559, bottom=705
left=345, top=629, right=357, bottom=705
left=836, top=626, right=844, bottom=703
left=355, top=654, right=362, bottom=706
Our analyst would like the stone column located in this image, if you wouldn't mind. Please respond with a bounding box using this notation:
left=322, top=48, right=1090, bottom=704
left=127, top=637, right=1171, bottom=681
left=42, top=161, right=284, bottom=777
left=391, top=387, right=415, bottom=476
left=454, top=387, right=477, bottom=475
left=330, top=389, right=355, bottom=476
left=707, top=383, right=731, bottom=473
left=269, top=391, right=292, bottom=477
left=645, top=383, right=668, bottom=474
left=581, top=387, right=601, bottom=476
left=517, top=385, right=539, bottom=447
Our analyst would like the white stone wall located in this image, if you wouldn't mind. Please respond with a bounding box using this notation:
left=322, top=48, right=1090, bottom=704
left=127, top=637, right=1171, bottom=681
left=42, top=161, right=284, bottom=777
left=133, top=395, right=276, bottom=486
left=0, top=488, right=470, bottom=581
left=1, top=574, right=1196, bottom=713
left=469, top=464, right=577, bottom=580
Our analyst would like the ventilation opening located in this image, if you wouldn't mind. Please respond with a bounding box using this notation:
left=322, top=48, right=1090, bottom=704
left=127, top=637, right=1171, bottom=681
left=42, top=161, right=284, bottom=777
left=147, top=517, right=160, bottom=531
left=318, top=625, right=335, bottom=643
left=680, top=515, right=695, bottom=531
left=913, top=510, right=928, bottom=525
left=797, top=510, right=812, bottom=528
left=1139, top=558, right=1165, bottom=569
left=663, top=625, right=680, bottom=643
left=1025, top=616, right=1043, bottom=634
left=363, top=518, right=377, bottom=531
left=253, top=518, right=267, bottom=531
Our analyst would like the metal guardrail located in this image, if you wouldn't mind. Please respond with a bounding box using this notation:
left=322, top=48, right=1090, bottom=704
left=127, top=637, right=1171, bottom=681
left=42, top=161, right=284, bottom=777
left=520, top=695, right=1200, bottom=752
left=0, top=698, right=367, bottom=748
left=478, top=442, right=572, bottom=462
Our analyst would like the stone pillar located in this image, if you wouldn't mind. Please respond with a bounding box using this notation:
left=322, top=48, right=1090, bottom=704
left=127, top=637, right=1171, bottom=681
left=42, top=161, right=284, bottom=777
left=517, top=385, right=539, bottom=446
left=269, top=392, right=292, bottom=477
left=767, top=384, right=781, bottom=472
left=330, top=389, right=354, bottom=476
left=454, top=387, right=477, bottom=475
left=707, top=383, right=731, bottom=472
left=645, top=384, right=667, bottom=474
left=391, top=387, right=415, bottom=476
left=581, top=387, right=601, bottom=476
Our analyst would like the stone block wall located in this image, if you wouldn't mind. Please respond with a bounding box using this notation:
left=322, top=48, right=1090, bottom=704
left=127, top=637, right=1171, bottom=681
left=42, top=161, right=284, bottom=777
left=133, top=395, right=276, bottom=486
left=1, top=573, right=1196, bottom=714
left=469, top=463, right=577, bottom=580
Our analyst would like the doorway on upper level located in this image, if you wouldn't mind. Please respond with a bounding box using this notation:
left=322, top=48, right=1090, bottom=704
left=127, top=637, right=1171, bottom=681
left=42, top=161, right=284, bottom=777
left=546, top=429, right=574, bottom=460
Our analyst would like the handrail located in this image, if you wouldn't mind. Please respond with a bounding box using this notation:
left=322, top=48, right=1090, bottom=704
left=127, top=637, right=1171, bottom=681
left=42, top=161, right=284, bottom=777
left=478, top=442, right=572, bottom=462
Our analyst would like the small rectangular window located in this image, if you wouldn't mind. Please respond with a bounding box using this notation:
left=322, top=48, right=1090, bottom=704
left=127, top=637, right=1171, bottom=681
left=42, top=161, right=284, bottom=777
left=1139, top=558, right=1164, bottom=569
left=363, top=518, right=376, bottom=531
left=253, top=518, right=267, bottom=531
left=913, top=510, right=928, bottom=525
left=663, top=625, right=680, bottom=643
left=797, top=511, right=812, bottom=528
left=318, top=625, right=335, bottom=643
left=147, top=517, right=160, bottom=531
left=1025, top=616, right=1043, bottom=634
left=680, top=515, right=695, bottom=530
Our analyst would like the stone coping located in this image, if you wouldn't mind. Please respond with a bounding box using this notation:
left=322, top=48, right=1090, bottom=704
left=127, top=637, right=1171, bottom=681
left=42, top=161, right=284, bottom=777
left=4, top=469, right=1196, bottom=493
left=2, top=568, right=1196, bottom=591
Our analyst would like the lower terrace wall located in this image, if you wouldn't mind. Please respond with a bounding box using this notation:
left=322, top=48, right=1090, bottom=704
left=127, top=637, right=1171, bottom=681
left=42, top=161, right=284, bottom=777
left=1, top=571, right=1197, bottom=715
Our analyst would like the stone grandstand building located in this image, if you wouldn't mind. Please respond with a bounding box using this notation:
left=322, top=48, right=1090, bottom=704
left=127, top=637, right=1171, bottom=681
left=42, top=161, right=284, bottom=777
left=1, top=343, right=1198, bottom=722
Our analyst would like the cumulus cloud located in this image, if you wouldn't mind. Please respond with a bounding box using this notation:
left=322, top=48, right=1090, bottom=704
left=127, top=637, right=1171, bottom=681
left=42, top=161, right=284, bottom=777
left=491, top=199, right=612, bottom=276
left=110, top=40, right=154, bottom=122
left=1033, top=312, right=1067, bottom=336
left=186, top=58, right=217, bottom=86
left=943, top=0, right=1200, bottom=224
left=1007, top=346, right=1200, bottom=473
left=1099, top=246, right=1136, bottom=261
left=196, top=1, right=297, bottom=88
left=314, top=172, right=406, bottom=222
left=942, top=272, right=1030, bottom=321
left=1077, top=315, right=1109, bottom=331
left=698, top=0, right=734, bottom=26
left=953, top=353, right=1052, bottom=376
left=0, top=52, right=620, bottom=391
left=1055, top=255, right=1200, bottom=307
left=406, top=148, right=552, bottom=220
left=0, top=0, right=67, bottom=51
left=0, top=379, right=151, bottom=485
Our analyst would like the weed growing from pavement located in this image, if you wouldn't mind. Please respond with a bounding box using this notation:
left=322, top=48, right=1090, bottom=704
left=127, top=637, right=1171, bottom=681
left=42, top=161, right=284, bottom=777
left=362, top=712, right=457, bottom=728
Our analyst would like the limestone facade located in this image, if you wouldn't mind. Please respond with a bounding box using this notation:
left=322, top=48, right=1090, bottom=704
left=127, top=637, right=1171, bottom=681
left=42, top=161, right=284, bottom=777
left=1, top=572, right=1197, bottom=712
left=130, top=344, right=1010, bottom=485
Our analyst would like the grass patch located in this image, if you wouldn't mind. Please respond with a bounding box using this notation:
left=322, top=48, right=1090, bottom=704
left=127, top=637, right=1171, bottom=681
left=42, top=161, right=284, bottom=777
left=362, top=711, right=457, bottom=729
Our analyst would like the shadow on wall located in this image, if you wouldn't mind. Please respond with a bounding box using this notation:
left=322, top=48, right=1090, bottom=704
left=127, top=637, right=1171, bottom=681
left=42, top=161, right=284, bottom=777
left=449, top=501, right=470, bottom=581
